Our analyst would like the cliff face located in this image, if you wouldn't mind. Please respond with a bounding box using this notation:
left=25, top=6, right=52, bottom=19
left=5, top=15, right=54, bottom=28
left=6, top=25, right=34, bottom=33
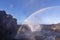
left=0, top=11, right=17, bottom=40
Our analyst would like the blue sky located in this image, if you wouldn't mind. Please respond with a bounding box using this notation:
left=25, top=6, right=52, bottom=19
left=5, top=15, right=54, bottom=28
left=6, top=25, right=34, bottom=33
left=0, top=0, right=60, bottom=24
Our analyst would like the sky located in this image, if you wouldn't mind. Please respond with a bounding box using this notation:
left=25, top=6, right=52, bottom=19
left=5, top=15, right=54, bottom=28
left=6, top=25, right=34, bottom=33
left=0, top=0, right=60, bottom=24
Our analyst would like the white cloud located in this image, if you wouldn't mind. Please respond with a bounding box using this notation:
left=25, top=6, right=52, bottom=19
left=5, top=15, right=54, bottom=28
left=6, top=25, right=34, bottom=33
left=10, top=4, right=14, bottom=8
left=22, top=0, right=35, bottom=8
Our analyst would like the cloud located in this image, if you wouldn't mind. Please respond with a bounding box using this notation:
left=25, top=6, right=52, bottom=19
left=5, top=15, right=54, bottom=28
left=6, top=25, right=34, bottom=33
left=10, top=4, right=14, bottom=8
left=22, top=0, right=35, bottom=8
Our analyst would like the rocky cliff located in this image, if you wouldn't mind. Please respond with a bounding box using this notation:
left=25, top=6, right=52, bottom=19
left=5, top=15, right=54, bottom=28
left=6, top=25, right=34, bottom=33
left=0, top=11, right=18, bottom=40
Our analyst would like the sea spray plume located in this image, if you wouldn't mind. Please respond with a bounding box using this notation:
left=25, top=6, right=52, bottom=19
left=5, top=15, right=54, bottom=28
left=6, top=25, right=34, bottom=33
left=23, top=20, right=42, bottom=32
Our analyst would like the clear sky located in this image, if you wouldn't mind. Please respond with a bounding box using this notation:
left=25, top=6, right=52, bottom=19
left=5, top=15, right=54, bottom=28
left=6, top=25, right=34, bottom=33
left=0, top=0, right=60, bottom=24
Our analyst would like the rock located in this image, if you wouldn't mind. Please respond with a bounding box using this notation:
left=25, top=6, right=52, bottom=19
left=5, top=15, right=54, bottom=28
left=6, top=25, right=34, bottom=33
left=0, top=11, right=17, bottom=40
